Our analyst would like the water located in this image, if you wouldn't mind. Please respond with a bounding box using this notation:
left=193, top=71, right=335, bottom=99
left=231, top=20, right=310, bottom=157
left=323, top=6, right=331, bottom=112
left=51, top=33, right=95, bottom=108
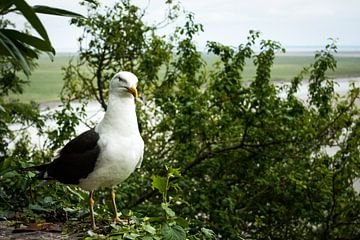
left=284, top=45, right=360, bottom=52
left=277, top=77, right=360, bottom=100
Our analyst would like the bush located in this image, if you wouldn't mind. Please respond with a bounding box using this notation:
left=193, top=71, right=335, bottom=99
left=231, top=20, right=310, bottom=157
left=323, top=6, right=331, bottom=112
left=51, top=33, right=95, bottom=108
left=1, top=1, right=360, bottom=239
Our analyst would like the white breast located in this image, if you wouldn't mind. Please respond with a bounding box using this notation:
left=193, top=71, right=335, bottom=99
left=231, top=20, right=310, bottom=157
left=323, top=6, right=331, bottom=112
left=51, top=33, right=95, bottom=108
left=77, top=94, right=144, bottom=191
left=78, top=133, right=144, bottom=191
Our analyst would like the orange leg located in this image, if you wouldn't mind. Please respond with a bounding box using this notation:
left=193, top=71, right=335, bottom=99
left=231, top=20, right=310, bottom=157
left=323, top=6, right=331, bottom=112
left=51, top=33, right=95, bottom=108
left=111, top=188, right=121, bottom=222
left=89, top=190, right=96, bottom=229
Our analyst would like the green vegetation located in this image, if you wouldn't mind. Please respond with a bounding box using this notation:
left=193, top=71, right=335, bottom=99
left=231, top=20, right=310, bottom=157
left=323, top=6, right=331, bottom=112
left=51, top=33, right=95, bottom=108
left=2, top=0, right=360, bottom=239
left=271, top=55, right=360, bottom=80
left=0, top=0, right=83, bottom=76
left=10, top=53, right=360, bottom=103
left=12, top=53, right=77, bottom=102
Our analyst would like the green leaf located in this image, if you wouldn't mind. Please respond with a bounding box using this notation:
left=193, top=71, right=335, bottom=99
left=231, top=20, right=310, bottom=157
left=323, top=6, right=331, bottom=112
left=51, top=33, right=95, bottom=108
left=168, top=166, right=181, bottom=178
left=161, top=224, right=186, bottom=240
left=201, top=228, right=216, bottom=239
left=66, top=186, right=85, bottom=200
left=123, top=232, right=141, bottom=239
left=0, top=31, right=30, bottom=75
left=0, top=158, right=12, bottom=170
left=174, top=217, right=189, bottom=229
left=0, top=104, right=5, bottom=112
left=0, top=1, right=13, bottom=12
left=12, top=0, right=50, bottom=43
left=13, top=39, right=39, bottom=59
left=33, top=5, right=85, bottom=18
left=29, top=203, right=51, bottom=212
left=142, top=237, right=154, bottom=240
left=151, top=175, right=167, bottom=194
left=161, top=203, right=176, bottom=217
left=142, top=223, right=156, bottom=235
left=0, top=29, right=55, bottom=54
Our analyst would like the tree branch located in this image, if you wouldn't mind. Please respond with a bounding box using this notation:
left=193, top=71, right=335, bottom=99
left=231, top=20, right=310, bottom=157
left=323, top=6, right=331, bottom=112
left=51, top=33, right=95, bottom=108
left=96, top=49, right=107, bottom=110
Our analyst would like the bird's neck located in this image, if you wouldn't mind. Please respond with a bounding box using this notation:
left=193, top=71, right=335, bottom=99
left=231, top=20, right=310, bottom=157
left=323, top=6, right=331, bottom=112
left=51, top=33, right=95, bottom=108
left=97, top=95, right=139, bottom=135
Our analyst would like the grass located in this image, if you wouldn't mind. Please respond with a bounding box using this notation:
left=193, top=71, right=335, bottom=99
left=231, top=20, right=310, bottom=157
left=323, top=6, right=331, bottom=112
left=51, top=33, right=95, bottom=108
left=8, top=52, right=360, bottom=103
left=271, top=55, right=360, bottom=81
left=206, top=53, right=360, bottom=81
left=10, top=53, right=77, bottom=103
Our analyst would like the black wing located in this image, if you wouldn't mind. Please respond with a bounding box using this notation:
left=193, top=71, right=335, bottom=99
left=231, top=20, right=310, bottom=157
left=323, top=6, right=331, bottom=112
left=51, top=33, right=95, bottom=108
left=46, top=129, right=100, bottom=185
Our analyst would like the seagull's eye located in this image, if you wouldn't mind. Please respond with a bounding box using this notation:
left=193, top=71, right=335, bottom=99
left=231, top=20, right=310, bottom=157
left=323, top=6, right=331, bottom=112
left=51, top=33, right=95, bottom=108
left=118, top=77, right=126, bottom=83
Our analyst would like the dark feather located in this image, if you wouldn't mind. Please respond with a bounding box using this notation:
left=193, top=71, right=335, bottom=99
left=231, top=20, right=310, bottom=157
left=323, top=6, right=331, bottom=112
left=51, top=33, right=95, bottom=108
left=39, top=129, right=100, bottom=184
left=20, top=164, right=51, bottom=180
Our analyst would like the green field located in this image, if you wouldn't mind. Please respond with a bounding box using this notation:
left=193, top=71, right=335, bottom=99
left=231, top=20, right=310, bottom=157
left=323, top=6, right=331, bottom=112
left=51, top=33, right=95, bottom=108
left=9, top=53, right=78, bottom=102
left=8, top=52, right=360, bottom=103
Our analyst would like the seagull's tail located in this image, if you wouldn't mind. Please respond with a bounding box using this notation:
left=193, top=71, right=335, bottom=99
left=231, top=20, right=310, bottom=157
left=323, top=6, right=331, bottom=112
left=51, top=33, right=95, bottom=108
left=20, top=164, right=52, bottom=180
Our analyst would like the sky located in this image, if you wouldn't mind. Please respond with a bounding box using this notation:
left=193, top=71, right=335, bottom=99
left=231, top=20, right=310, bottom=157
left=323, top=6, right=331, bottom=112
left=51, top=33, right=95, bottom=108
left=7, top=0, right=360, bottom=52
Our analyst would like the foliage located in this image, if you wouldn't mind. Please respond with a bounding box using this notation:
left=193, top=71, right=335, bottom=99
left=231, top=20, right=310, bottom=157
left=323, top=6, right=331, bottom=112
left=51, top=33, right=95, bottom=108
left=0, top=0, right=90, bottom=233
left=0, top=0, right=83, bottom=76
left=61, top=0, right=176, bottom=109
left=0, top=0, right=83, bottom=184
left=131, top=29, right=360, bottom=238
left=84, top=167, right=214, bottom=240
left=1, top=0, right=360, bottom=239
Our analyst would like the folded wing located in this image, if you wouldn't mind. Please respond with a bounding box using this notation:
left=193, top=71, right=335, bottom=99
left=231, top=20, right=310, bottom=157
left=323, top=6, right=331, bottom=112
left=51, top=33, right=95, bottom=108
left=45, top=129, right=100, bottom=184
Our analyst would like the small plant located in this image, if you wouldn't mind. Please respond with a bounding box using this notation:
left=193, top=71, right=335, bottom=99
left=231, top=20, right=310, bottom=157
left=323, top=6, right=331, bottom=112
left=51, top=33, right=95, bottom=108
left=83, top=166, right=216, bottom=240
left=151, top=166, right=186, bottom=240
left=151, top=166, right=215, bottom=240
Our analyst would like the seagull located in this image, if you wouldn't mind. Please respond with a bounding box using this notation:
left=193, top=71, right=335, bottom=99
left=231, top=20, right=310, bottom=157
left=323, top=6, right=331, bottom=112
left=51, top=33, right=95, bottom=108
left=31, top=71, right=144, bottom=229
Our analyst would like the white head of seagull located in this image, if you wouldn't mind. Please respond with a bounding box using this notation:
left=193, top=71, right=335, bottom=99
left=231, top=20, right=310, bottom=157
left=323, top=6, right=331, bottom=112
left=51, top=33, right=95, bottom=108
left=96, top=71, right=141, bottom=137
left=110, top=71, right=139, bottom=98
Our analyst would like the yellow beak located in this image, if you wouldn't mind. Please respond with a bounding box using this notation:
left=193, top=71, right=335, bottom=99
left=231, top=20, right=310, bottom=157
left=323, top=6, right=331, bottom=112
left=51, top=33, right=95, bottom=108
left=127, top=86, right=138, bottom=98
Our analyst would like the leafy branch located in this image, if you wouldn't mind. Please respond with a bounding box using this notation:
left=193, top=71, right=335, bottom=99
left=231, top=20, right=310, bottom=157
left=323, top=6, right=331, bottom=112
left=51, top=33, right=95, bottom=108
left=0, top=0, right=84, bottom=76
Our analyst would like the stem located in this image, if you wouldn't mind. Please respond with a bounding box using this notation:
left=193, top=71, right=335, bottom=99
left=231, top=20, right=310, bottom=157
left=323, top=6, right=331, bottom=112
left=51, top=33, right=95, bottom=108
left=95, top=49, right=107, bottom=110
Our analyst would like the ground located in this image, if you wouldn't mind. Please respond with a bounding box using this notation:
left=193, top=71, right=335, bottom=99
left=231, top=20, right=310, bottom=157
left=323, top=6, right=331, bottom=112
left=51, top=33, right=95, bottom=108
left=0, top=221, right=83, bottom=240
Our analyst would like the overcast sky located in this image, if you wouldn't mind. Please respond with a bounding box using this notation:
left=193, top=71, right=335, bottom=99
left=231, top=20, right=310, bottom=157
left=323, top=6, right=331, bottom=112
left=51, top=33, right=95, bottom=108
left=7, top=0, right=360, bottom=52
